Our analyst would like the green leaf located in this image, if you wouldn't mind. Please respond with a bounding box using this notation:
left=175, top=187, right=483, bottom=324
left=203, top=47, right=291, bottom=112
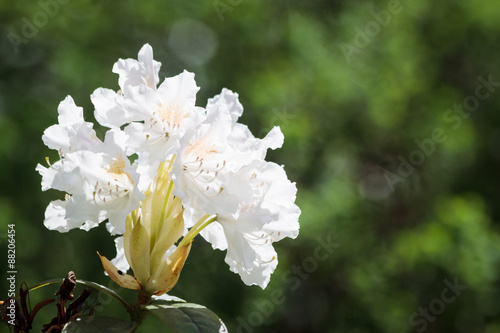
left=152, top=294, right=186, bottom=303
left=62, top=315, right=136, bottom=333
left=144, top=302, right=228, bottom=333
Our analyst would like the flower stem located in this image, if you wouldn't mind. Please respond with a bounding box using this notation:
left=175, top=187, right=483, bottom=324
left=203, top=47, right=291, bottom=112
left=76, top=279, right=132, bottom=311
left=28, top=278, right=132, bottom=312
left=135, top=291, right=152, bottom=307
left=127, top=291, right=152, bottom=332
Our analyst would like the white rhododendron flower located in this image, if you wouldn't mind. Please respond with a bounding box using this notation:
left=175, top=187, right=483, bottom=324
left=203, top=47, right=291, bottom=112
left=123, top=70, right=205, bottom=190
left=38, top=43, right=300, bottom=290
left=37, top=116, right=144, bottom=234
left=91, top=44, right=161, bottom=128
left=113, top=42, right=161, bottom=93
left=207, top=160, right=300, bottom=288
left=42, top=95, right=101, bottom=155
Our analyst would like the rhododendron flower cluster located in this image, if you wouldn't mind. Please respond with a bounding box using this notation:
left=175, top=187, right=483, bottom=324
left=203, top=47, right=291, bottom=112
left=37, top=44, right=300, bottom=289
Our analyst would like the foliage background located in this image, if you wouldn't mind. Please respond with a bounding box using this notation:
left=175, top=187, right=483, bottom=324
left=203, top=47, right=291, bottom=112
left=1, top=0, right=500, bottom=332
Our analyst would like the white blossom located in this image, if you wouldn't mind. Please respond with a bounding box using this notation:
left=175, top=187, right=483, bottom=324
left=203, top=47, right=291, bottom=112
left=39, top=44, right=300, bottom=290
left=37, top=126, right=144, bottom=234
left=208, top=160, right=300, bottom=288
left=123, top=70, right=205, bottom=190
left=42, top=95, right=101, bottom=155
left=91, top=43, right=161, bottom=128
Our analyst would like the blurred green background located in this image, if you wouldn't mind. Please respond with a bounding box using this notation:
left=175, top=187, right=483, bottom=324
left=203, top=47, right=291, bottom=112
left=2, top=0, right=500, bottom=332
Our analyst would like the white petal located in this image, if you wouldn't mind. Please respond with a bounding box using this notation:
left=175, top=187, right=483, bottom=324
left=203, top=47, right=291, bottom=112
left=42, top=124, right=71, bottom=152
left=111, top=236, right=131, bottom=273
left=199, top=221, right=228, bottom=251
left=36, top=163, right=55, bottom=192
left=222, top=223, right=258, bottom=270
left=225, top=243, right=278, bottom=289
left=260, top=163, right=300, bottom=241
left=157, top=70, right=199, bottom=106
left=43, top=200, right=77, bottom=232
left=206, top=88, right=243, bottom=123
left=102, top=128, right=128, bottom=156
left=113, top=59, right=143, bottom=93
left=92, top=88, right=134, bottom=128
left=36, top=161, right=78, bottom=193
left=68, top=123, right=101, bottom=152
left=42, top=96, right=100, bottom=154
left=112, top=44, right=162, bottom=94
left=57, top=96, right=84, bottom=127
left=138, top=43, right=161, bottom=89
left=262, top=126, right=284, bottom=150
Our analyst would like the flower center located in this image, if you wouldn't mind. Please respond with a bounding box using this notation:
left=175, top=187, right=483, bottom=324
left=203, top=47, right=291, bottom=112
left=157, top=102, right=186, bottom=126
left=181, top=136, right=226, bottom=197
left=106, top=155, right=127, bottom=177
left=184, top=136, right=217, bottom=160
left=147, top=102, right=188, bottom=143
left=93, top=155, right=134, bottom=204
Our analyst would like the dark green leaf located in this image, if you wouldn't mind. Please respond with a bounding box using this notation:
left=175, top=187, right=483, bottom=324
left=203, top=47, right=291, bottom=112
left=145, top=302, right=227, bottom=333
left=62, top=315, right=136, bottom=333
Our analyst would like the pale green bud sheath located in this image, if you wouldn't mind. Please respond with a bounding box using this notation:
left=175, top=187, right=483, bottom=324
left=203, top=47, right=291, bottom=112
left=99, top=158, right=192, bottom=302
